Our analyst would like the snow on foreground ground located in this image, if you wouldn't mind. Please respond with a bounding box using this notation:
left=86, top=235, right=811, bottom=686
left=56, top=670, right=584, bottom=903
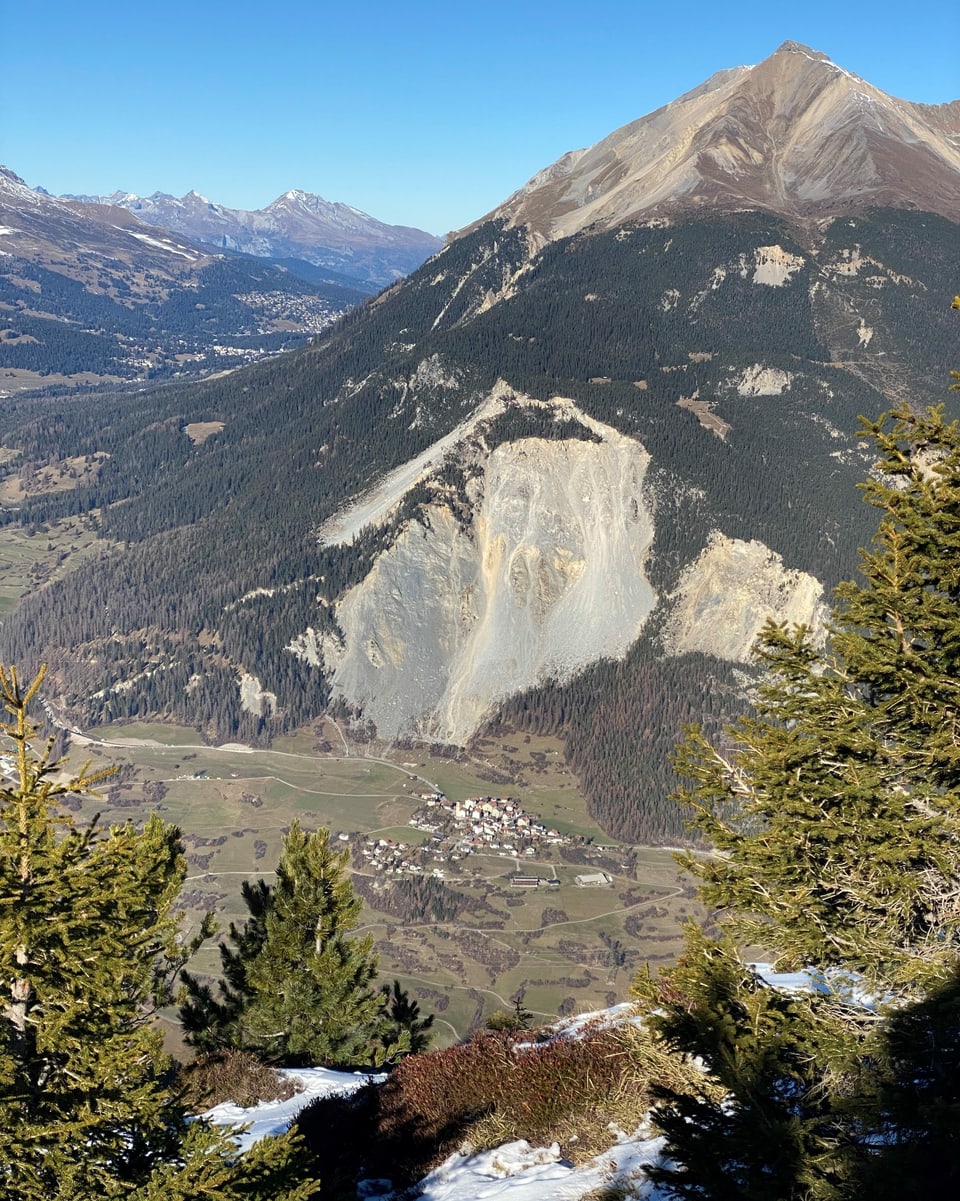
left=203, top=1006, right=673, bottom=1199
left=402, top=1134, right=668, bottom=1200
left=203, top=1066, right=382, bottom=1156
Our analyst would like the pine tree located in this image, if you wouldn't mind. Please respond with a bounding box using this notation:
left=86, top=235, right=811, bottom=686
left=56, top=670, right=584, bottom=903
left=0, top=666, right=315, bottom=1200
left=673, top=400, right=960, bottom=998
left=636, top=387, right=960, bottom=1198
left=636, top=930, right=856, bottom=1201
left=850, top=962, right=960, bottom=1198
left=182, top=821, right=407, bottom=1068
left=379, top=979, right=434, bottom=1056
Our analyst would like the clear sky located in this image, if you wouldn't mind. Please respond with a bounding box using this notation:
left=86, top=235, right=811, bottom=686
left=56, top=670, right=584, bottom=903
left=3, top=0, right=957, bottom=235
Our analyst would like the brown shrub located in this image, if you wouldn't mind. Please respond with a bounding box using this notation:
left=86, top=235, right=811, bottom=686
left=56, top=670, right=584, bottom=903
left=178, top=1049, right=298, bottom=1109
left=295, top=1015, right=715, bottom=1197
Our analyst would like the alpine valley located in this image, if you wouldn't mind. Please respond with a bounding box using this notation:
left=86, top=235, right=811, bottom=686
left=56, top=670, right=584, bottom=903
left=1, top=41, right=958, bottom=844
left=0, top=168, right=440, bottom=394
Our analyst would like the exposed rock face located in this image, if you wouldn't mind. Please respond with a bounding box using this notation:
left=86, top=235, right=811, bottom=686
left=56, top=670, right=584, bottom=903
left=239, top=672, right=277, bottom=717
left=467, top=41, right=960, bottom=241
left=327, top=422, right=657, bottom=742
left=663, top=533, right=827, bottom=661
left=735, top=364, right=793, bottom=396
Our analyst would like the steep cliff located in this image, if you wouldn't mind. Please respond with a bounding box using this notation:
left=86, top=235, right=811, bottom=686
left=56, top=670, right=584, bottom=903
left=315, top=395, right=828, bottom=744
left=663, top=533, right=827, bottom=661
left=323, top=401, right=656, bottom=742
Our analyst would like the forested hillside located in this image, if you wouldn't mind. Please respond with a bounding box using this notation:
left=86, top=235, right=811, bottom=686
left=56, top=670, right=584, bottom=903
left=0, top=208, right=957, bottom=840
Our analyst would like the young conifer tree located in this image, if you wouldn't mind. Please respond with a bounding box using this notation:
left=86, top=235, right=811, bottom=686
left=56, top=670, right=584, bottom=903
left=673, top=399, right=960, bottom=998
left=0, top=666, right=314, bottom=1200
left=636, top=378, right=960, bottom=1198
left=182, top=821, right=408, bottom=1068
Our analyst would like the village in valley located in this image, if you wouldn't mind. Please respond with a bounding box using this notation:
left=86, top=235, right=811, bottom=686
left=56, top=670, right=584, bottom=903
left=349, top=790, right=615, bottom=889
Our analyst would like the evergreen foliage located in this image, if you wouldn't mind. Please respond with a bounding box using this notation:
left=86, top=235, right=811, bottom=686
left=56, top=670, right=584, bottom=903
left=638, top=379, right=960, bottom=1197
left=850, top=963, right=960, bottom=1197
left=181, top=822, right=420, bottom=1068
left=637, top=931, right=855, bottom=1201
left=0, top=665, right=314, bottom=1199
left=379, top=980, right=435, bottom=1056
left=674, top=401, right=960, bottom=996
left=0, top=250, right=350, bottom=381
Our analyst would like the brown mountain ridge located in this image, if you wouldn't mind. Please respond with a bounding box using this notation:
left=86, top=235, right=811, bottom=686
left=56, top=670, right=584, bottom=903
left=469, top=42, right=960, bottom=241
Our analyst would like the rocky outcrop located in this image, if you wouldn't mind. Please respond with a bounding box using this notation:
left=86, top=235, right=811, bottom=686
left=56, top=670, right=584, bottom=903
left=663, top=533, right=827, bottom=661
left=239, top=672, right=277, bottom=717
left=326, top=414, right=657, bottom=742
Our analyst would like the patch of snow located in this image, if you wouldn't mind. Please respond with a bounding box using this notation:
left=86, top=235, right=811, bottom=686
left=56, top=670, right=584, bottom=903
left=202, top=1010, right=674, bottom=1199
left=204, top=1067, right=383, bottom=1155
left=127, top=230, right=198, bottom=258
left=408, top=1132, right=669, bottom=1201
left=750, top=962, right=881, bottom=1011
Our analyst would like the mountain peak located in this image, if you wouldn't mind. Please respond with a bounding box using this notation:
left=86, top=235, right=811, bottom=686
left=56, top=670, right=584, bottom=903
left=773, top=40, right=830, bottom=59
left=55, top=182, right=442, bottom=286
left=469, top=46, right=960, bottom=240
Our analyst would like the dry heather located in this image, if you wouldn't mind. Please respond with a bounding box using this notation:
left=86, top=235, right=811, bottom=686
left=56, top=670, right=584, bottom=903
left=295, top=1012, right=715, bottom=1197
left=177, top=1049, right=297, bottom=1109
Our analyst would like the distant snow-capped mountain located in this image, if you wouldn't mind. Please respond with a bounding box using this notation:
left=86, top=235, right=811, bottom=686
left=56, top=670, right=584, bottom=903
left=62, top=186, right=444, bottom=287
left=0, top=165, right=366, bottom=392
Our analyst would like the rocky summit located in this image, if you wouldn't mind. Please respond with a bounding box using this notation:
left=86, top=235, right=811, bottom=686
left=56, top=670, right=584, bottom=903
left=472, top=41, right=960, bottom=240
left=62, top=186, right=444, bottom=287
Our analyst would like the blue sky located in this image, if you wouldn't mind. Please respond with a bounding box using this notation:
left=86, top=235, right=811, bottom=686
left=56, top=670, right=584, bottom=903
left=4, top=0, right=957, bottom=234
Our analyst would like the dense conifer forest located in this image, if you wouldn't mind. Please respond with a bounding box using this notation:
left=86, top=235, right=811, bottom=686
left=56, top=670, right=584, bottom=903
left=0, top=208, right=956, bottom=839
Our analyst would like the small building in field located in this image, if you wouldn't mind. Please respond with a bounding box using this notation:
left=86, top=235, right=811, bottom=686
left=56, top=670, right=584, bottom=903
left=575, top=871, right=613, bottom=888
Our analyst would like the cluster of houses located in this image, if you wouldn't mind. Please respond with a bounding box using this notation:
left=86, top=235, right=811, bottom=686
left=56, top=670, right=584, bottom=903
left=347, top=792, right=571, bottom=879
left=410, top=792, right=565, bottom=855
left=350, top=832, right=447, bottom=879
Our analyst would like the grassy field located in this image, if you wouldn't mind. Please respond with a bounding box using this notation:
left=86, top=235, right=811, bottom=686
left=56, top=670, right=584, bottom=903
left=0, top=515, right=699, bottom=1047
left=0, top=517, right=103, bottom=620
left=64, top=722, right=702, bottom=1047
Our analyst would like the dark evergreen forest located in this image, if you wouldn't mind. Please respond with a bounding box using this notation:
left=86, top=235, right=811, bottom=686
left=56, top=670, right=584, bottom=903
left=1, top=208, right=956, bottom=840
